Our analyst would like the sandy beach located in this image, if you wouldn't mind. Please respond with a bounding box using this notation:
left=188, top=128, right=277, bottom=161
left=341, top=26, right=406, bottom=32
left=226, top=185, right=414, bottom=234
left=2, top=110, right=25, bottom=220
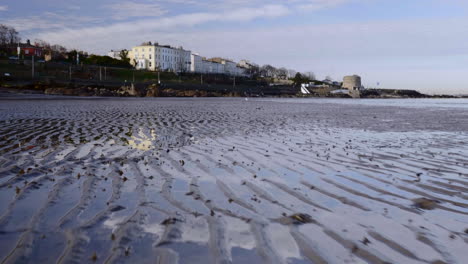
left=0, top=97, right=467, bottom=264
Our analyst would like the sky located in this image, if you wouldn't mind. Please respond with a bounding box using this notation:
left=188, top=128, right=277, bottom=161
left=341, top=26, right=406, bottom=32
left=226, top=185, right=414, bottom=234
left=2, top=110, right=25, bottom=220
left=1, top=0, right=467, bottom=94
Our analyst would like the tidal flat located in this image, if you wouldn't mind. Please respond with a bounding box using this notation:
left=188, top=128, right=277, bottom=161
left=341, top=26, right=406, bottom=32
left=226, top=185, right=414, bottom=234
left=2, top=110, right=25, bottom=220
left=0, top=97, right=467, bottom=264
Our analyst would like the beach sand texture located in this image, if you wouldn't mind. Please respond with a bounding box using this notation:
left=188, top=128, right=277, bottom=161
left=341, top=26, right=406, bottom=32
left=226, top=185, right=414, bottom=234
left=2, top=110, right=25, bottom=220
left=0, top=98, right=467, bottom=264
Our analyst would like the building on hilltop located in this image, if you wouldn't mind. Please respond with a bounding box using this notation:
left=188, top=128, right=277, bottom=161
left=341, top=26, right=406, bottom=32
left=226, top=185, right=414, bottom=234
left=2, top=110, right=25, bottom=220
left=128, top=42, right=191, bottom=72
left=128, top=41, right=248, bottom=76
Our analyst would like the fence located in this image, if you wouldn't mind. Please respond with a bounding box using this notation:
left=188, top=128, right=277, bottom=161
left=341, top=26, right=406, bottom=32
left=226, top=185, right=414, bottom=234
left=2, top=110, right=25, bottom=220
left=0, top=59, right=258, bottom=86
left=0, top=59, right=298, bottom=96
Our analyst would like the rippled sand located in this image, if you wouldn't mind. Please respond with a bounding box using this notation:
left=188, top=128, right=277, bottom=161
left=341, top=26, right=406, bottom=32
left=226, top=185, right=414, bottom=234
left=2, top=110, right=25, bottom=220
left=0, top=97, right=467, bottom=264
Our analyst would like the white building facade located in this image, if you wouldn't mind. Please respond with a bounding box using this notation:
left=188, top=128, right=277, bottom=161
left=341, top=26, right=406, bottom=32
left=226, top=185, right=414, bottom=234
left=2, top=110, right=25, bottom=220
left=189, top=56, right=247, bottom=76
left=129, top=43, right=191, bottom=72
left=107, top=50, right=122, bottom=60
left=128, top=42, right=248, bottom=76
left=190, top=53, right=203, bottom=73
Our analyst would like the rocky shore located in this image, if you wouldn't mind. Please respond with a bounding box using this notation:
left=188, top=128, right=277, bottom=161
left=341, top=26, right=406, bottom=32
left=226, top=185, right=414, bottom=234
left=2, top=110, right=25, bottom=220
left=0, top=80, right=298, bottom=98
left=0, top=80, right=456, bottom=98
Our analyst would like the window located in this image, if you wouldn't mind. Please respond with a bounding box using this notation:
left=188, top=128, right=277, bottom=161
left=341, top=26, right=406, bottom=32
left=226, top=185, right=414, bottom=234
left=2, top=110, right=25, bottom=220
left=149, top=62, right=152, bottom=67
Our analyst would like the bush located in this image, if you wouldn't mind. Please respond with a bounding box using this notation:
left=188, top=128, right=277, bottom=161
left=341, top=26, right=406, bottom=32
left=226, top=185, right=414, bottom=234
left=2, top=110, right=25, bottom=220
left=83, top=55, right=132, bottom=68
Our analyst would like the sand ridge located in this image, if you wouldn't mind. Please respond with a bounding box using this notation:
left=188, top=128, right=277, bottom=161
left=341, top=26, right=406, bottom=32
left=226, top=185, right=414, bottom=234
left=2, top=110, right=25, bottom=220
left=0, top=98, right=467, bottom=263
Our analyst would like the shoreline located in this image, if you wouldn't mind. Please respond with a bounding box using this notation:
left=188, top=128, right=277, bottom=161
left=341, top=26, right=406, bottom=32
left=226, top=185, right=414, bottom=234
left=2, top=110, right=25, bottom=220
left=0, top=85, right=460, bottom=99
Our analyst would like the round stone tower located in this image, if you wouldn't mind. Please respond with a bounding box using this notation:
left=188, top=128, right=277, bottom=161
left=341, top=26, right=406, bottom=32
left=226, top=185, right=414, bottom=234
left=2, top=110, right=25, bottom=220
left=342, top=75, right=362, bottom=90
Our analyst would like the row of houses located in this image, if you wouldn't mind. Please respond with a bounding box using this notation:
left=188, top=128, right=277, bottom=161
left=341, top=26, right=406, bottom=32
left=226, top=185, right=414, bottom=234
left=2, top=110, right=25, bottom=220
left=109, top=42, right=250, bottom=77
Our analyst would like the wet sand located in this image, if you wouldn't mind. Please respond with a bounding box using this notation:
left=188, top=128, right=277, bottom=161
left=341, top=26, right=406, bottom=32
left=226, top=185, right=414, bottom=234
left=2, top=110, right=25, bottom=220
left=0, top=97, right=467, bottom=264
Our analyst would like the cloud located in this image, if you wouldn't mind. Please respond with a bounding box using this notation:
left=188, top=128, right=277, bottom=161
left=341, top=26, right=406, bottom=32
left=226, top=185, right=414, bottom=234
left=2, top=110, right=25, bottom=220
left=3, top=12, right=102, bottom=31
left=108, top=1, right=167, bottom=19
left=0, top=5, right=8, bottom=11
left=295, top=0, right=355, bottom=11
left=33, top=4, right=291, bottom=46
left=67, top=5, right=81, bottom=10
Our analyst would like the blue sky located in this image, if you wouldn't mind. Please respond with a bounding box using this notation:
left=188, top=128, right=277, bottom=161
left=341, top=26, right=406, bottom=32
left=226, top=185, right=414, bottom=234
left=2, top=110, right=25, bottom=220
left=1, top=0, right=467, bottom=94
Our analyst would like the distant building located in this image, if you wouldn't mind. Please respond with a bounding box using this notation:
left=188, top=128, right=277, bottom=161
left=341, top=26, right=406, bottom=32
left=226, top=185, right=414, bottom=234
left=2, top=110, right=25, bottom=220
left=202, top=59, right=224, bottom=74
left=342, top=75, right=363, bottom=90
left=189, top=55, right=247, bottom=76
left=190, top=53, right=203, bottom=73
left=14, top=40, right=43, bottom=58
left=128, top=42, right=247, bottom=76
left=108, top=50, right=122, bottom=60
left=238, top=60, right=254, bottom=69
left=129, top=42, right=191, bottom=72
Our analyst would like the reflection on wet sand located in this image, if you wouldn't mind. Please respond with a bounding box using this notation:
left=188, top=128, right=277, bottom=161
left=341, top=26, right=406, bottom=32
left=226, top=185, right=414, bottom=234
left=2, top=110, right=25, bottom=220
left=0, top=98, right=467, bottom=264
left=127, top=128, right=158, bottom=151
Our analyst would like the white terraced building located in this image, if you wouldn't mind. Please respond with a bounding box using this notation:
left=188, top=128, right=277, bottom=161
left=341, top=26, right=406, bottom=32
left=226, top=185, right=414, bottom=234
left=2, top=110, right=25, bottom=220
left=190, top=53, right=204, bottom=73
left=190, top=55, right=248, bottom=76
left=127, top=42, right=248, bottom=76
left=128, top=43, right=191, bottom=72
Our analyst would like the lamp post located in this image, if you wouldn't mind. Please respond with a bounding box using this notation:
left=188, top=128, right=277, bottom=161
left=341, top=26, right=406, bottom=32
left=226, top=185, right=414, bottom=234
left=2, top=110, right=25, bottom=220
left=32, top=55, right=34, bottom=79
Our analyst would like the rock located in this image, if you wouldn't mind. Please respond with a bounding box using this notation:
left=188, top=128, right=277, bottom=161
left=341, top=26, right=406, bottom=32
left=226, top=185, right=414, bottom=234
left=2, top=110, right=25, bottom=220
left=276, top=213, right=315, bottom=225
left=413, top=197, right=439, bottom=210
left=146, top=84, right=160, bottom=97
left=109, top=205, right=126, bottom=212
left=161, top=217, right=182, bottom=226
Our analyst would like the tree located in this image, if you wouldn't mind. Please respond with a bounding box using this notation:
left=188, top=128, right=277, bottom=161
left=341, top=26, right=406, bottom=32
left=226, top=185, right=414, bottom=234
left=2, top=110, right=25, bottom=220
left=293, top=72, right=312, bottom=85
left=119, top=49, right=130, bottom=63
left=248, top=63, right=260, bottom=78
left=303, top=71, right=316, bottom=81
left=260, top=64, right=277, bottom=78
left=287, top=69, right=297, bottom=79
left=7, top=27, right=20, bottom=44
left=0, top=24, right=20, bottom=56
left=67, top=50, right=79, bottom=63
left=0, top=24, right=8, bottom=46
left=84, top=54, right=132, bottom=68
left=277, top=67, right=288, bottom=79
left=34, top=39, right=51, bottom=49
